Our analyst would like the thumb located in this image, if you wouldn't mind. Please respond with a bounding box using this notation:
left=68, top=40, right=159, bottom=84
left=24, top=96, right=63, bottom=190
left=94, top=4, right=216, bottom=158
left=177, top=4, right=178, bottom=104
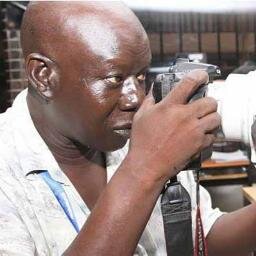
left=136, top=84, right=155, bottom=117
left=251, top=119, right=256, bottom=146
left=140, top=84, right=155, bottom=111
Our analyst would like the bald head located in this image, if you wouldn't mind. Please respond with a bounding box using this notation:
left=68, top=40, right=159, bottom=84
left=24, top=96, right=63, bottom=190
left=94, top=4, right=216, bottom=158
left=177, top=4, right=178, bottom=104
left=23, top=1, right=152, bottom=151
left=21, top=1, right=148, bottom=61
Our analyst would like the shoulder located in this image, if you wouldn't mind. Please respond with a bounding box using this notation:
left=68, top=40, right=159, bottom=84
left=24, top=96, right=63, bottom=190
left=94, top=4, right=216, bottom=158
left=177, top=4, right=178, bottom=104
left=0, top=108, right=22, bottom=186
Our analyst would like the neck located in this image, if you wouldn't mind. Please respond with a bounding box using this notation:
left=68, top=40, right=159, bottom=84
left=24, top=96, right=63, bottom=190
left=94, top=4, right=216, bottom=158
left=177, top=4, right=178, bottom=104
left=27, top=93, right=108, bottom=208
left=27, top=93, right=103, bottom=168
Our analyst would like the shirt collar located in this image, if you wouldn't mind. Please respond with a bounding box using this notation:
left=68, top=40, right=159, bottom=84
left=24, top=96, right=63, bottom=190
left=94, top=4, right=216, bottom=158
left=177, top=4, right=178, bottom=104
left=10, top=89, right=68, bottom=183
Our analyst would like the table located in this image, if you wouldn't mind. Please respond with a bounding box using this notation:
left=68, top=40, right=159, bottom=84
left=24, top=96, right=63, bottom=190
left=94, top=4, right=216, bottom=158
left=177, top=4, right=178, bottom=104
left=202, top=159, right=250, bottom=169
left=242, top=186, right=256, bottom=204
left=199, top=159, right=251, bottom=186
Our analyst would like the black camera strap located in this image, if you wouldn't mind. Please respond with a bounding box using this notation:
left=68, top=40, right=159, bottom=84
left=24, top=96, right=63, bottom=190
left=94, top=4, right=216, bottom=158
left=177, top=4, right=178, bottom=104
left=161, top=171, right=208, bottom=256
left=161, top=176, right=193, bottom=256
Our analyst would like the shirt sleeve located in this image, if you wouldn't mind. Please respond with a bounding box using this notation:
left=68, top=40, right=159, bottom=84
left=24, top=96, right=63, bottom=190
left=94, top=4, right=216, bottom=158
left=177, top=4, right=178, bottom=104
left=199, top=184, right=224, bottom=237
left=0, top=187, right=37, bottom=256
left=178, top=171, right=224, bottom=238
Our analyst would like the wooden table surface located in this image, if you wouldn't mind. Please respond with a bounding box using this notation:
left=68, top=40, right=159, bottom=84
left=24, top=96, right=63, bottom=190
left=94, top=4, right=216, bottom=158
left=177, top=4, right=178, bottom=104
left=200, top=173, right=248, bottom=181
left=202, top=159, right=250, bottom=169
left=242, top=187, right=256, bottom=203
left=200, top=159, right=250, bottom=184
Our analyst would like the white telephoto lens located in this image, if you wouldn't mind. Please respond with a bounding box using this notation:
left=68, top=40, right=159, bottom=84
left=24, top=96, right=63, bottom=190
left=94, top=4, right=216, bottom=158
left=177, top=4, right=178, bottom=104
left=207, top=71, right=256, bottom=162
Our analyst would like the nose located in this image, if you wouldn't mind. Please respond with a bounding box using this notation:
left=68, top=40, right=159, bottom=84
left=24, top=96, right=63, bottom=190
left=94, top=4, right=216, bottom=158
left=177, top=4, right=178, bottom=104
left=119, top=76, right=145, bottom=111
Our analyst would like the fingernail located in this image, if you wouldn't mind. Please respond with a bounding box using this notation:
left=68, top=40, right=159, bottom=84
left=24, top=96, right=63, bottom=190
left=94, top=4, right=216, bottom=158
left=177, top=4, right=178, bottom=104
left=186, top=70, right=209, bottom=84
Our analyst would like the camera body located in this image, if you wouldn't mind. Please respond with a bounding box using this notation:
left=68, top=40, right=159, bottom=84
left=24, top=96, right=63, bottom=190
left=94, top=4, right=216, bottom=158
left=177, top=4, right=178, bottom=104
left=151, top=58, right=256, bottom=166
left=152, top=58, right=221, bottom=103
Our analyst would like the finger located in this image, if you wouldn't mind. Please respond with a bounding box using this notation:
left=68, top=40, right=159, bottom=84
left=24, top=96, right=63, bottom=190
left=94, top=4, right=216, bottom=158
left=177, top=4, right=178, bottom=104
left=137, top=83, right=155, bottom=114
left=147, top=82, right=154, bottom=96
left=189, top=97, right=218, bottom=118
left=199, top=112, right=221, bottom=133
left=202, top=133, right=216, bottom=149
left=161, top=70, right=209, bottom=105
left=143, top=83, right=155, bottom=107
left=251, top=120, right=256, bottom=146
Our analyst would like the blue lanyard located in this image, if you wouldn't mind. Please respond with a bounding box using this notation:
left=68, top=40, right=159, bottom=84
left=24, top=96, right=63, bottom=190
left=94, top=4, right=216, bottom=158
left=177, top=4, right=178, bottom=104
left=39, top=171, right=80, bottom=233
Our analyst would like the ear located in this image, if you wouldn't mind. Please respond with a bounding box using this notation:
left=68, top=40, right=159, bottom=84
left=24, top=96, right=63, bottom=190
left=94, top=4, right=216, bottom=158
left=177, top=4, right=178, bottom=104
left=25, top=53, right=59, bottom=102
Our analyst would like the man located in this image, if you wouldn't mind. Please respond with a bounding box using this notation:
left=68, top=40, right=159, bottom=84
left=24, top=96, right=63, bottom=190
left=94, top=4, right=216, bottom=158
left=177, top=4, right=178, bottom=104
left=0, top=2, right=254, bottom=256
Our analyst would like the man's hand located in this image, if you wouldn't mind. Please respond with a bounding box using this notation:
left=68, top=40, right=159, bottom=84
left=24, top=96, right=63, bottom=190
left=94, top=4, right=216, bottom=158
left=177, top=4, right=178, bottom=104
left=65, top=70, right=221, bottom=256
left=128, top=70, right=221, bottom=183
left=252, top=119, right=256, bottom=147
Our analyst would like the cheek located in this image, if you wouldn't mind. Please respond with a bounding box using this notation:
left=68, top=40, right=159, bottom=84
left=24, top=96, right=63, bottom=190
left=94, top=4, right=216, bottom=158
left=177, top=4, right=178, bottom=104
left=87, top=80, right=121, bottom=106
left=59, top=78, right=121, bottom=129
left=89, top=84, right=109, bottom=105
left=78, top=93, right=120, bottom=135
left=86, top=83, right=121, bottom=117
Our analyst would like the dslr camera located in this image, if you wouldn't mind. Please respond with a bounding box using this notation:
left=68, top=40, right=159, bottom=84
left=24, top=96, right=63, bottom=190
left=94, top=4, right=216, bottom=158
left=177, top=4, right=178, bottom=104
left=151, top=58, right=256, bottom=165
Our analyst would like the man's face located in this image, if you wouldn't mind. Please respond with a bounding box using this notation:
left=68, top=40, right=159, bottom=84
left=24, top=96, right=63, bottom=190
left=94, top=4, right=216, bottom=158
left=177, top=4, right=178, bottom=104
left=48, top=14, right=151, bottom=152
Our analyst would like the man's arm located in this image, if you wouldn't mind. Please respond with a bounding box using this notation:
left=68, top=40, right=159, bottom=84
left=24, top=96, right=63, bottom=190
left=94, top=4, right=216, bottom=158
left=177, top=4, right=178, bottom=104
left=207, top=204, right=256, bottom=256
left=207, top=120, right=256, bottom=256
left=64, top=156, right=165, bottom=256
left=64, top=70, right=220, bottom=256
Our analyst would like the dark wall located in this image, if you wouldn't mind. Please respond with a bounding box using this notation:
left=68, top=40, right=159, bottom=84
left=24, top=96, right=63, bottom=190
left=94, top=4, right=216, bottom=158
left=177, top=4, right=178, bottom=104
left=1, top=3, right=256, bottom=112
left=135, top=11, right=256, bottom=78
left=0, top=1, right=27, bottom=112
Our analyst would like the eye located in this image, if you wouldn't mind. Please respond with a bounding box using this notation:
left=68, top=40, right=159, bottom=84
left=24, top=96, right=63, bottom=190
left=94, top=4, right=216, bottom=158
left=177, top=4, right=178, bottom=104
left=105, top=75, right=123, bottom=86
left=137, top=73, right=146, bottom=82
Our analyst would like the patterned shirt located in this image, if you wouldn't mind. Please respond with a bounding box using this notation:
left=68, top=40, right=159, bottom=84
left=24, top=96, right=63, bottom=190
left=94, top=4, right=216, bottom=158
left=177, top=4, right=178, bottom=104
left=0, top=90, right=223, bottom=256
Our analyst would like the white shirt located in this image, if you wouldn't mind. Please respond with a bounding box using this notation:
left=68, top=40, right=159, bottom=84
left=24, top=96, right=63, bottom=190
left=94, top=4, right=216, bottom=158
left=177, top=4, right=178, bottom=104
left=0, top=90, right=223, bottom=256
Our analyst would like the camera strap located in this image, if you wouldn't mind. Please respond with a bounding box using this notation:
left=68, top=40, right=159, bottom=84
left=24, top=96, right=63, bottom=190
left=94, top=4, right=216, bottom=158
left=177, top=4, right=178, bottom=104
left=161, top=171, right=208, bottom=256
left=194, top=170, right=208, bottom=256
left=161, top=176, right=193, bottom=256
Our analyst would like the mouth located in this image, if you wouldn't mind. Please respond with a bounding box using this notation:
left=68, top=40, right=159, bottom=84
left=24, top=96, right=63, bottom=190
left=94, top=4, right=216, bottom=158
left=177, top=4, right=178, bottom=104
left=112, top=119, right=133, bottom=139
left=113, top=127, right=131, bottom=139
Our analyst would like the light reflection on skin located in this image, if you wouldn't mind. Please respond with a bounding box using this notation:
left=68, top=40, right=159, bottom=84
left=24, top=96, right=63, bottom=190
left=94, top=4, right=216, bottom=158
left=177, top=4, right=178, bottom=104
left=122, top=84, right=139, bottom=105
left=66, top=16, right=119, bottom=60
left=82, top=79, right=108, bottom=105
left=113, top=129, right=131, bottom=138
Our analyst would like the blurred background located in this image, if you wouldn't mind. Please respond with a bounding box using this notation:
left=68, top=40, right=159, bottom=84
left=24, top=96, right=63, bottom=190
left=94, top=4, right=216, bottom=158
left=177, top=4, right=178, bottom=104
left=2, top=1, right=256, bottom=110
left=2, top=0, right=256, bottom=212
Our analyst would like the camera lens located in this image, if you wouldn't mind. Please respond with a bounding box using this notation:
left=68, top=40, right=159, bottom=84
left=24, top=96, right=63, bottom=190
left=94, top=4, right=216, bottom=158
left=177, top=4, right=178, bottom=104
left=207, top=73, right=256, bottom=150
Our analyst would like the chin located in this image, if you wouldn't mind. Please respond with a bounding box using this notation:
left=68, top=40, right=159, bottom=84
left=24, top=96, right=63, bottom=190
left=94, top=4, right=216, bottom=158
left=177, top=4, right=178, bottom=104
left=103, top=136, right=128, bottom=152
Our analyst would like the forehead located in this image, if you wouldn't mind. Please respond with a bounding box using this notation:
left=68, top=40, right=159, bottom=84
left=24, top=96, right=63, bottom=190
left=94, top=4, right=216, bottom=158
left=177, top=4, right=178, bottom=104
left=60, top=13, right=151, bottom=74
left=65, top=15, right=119, bottom=60
left=23, top=2, right=151, bottom=65
left=65, top=14, right=149, bottom=56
